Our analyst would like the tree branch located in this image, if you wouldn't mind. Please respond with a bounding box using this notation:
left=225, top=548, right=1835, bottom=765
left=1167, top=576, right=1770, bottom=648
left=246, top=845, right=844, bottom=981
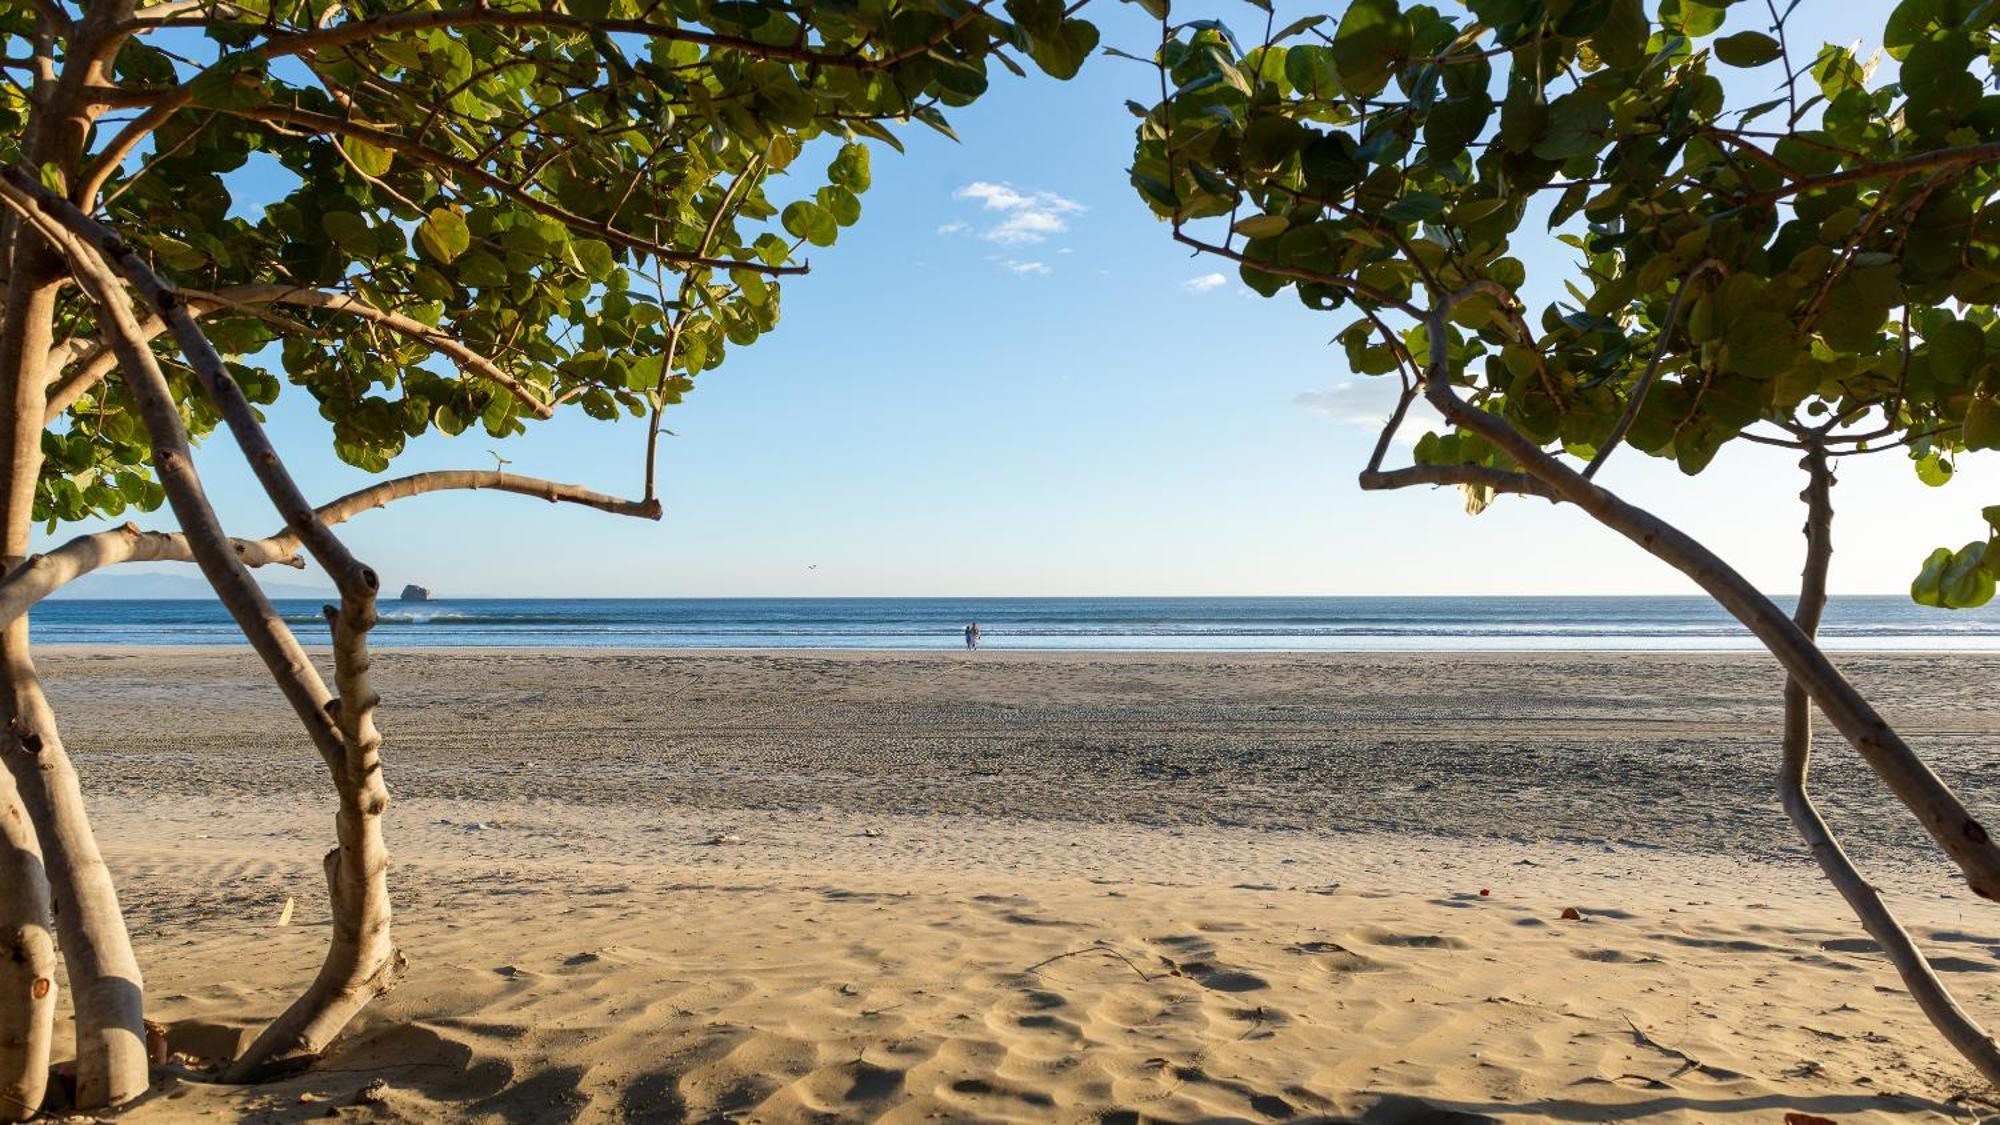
left=1775, top=447, right=2000, bottom=1085
left=1358, top=462, right=1557, bottom=500
left=0, top=470, right=655, bottom=632
left=27, top=0, right=70, bottom=34
left=1411, top=281, right=2000, bottom=902
left=0, top=168, right=352, bottom=777
left=1734, top=142, right=2000, bottom=208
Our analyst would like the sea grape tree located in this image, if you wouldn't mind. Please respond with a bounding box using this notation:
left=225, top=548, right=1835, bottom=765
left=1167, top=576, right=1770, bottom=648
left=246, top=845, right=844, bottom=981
left=1127, top=0, right=2000, bottom=1081
left=0, top=0, right=1098, bottom=1113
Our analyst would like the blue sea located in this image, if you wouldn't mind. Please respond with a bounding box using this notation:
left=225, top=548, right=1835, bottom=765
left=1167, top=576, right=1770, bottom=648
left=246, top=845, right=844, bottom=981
left=24, top=595, right=2000, bottom=651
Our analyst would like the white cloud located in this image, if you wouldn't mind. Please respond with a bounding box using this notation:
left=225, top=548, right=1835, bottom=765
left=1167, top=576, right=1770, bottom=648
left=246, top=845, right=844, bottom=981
left=1181, top=272, right=1228, bottom=294
left=936, top=220, right=969, bottom=236
left=1002, top=259, right=1052, bottom=276
left=1294, top=380, right=1438, bottom=444
left=954, top=181, right=1085, bottom=245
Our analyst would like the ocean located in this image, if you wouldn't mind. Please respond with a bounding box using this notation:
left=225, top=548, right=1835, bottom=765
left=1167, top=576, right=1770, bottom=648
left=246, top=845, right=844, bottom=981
left=24, top=595, right=2000, bottom=651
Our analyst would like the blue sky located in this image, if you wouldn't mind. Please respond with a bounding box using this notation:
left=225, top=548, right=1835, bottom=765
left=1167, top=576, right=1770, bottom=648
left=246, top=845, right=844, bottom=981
left=48, top=0, right=1998, bottom=598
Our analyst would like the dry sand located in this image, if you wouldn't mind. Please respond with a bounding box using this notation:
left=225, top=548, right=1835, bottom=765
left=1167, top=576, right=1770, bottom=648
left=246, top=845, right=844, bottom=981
left=28, top=648, right=2000, bottom=1122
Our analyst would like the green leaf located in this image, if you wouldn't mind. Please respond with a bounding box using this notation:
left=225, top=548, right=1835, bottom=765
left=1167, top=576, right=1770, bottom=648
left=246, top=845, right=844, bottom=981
left=571, top=238, right=615, bottom=281
left=188, top=55, right=271, bottom=110
left=1330, top=0, right=1410, bottom=100
left=1967, top=394, right=2000, bottom=451
left=1915, top=450, right=1954, bottom=486
left=342, top=138, right=395, bottom=177
left=321, top=212, right=374, bottom=255
left=1659, top=0, right=1727, bottom=36
left=416, top=208, right=471, bottom=264
left=1913, top=547, right=1952, bottom=606
left=1382, top=192, right=1446, bottom=224
left=1027, top=19, right=1100, bottom=80
left=1532, top=93, right=1610, bottom=161
left=829, top=143, right=872, bottom=192
left=1712, top=31, right=1782, bottom=67
left=1233, top=214, right=1290, bottom=239
left=781, top=200, right=838, bottom=247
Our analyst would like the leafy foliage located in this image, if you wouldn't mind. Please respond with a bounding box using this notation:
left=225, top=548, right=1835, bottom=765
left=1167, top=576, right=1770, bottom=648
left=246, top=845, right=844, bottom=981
left=8, top=0, right=1097, bottom=524
left=1126, top=0, right=2000, bottom=604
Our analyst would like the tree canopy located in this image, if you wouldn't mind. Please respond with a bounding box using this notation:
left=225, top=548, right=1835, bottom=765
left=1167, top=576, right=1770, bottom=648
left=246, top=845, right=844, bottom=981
left=6, top=0, right=1099, bottom=524
left=1126, top=0, right=2000, bottom=604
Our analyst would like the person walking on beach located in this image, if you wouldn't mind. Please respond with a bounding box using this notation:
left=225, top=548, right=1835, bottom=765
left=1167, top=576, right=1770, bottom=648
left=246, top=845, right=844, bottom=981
left=964, top=622, right=979, bottom=650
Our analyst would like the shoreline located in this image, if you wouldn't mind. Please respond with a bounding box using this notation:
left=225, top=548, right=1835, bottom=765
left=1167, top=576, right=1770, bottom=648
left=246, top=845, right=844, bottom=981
left=32, top=641, right=2000, bottom=654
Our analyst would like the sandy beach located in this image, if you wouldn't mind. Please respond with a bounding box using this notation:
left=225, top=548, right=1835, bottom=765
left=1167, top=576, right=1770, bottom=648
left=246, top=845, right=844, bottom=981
left=29, top=648, right=2000, bottom=1121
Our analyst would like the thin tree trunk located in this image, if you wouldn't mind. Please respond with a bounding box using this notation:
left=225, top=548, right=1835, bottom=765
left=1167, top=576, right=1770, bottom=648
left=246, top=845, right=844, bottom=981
left=1777, top=446, right=2000, bottom=1083
left=0, top=229, right=148, bottom=1121
left=0, top=4, right=152, bottom=1106
left=0, top=758, right=54, bottom=1122
left=1410, top=289, right=2000, bottom=902
left=225, top=593, right=399, bottom=1082
left=0, top=193, right=404, bottom=1081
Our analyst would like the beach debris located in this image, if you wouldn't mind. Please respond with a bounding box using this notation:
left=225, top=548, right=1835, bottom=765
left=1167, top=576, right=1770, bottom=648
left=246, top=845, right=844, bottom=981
left=1560, top=907, right=1582, bottom=921
left=145, top=1021, right=169, bottom=1067
left=1782, top=1115, right=1836, bottom=1125
left=708, top=832, right=743, bottom=845
left=277, top=896, right=295, bottom=927
left=354, top=1079, right=391, bottom=1106
left=860, top=827, right=883, bottom=838
left=1479, top=888, right=1490, bottom=897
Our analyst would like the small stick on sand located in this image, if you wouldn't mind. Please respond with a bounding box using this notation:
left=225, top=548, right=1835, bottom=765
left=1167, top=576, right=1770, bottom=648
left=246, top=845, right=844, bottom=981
left=1621, top=1014, right=1722, bottom=1078
left=1022, top=944, right=1155, bottom=983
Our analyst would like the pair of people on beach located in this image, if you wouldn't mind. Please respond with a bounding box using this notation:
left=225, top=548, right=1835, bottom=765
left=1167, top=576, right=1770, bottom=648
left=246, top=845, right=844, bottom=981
left=964, top=622, right=980, bottom=650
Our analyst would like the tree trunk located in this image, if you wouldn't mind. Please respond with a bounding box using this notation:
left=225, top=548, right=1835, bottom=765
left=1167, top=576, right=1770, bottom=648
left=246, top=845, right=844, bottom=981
left=0, top=757, right=55, bottom=1122
left=0, top=249, right=148, bottom=1115
left=222, top=596, right=400, bottom=1083
left=0, top=4, right=154, bottom=1105
left=224, top=783, right=400, bottom=1082
left=1777, top=447, right=2000, bottom=1083
left=1, top=202, right=403, bottom=1080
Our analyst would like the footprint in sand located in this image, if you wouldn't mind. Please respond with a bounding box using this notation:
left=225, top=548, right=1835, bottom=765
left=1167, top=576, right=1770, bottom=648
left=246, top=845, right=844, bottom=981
left=1349, top=926, right=1471, bottom=951
left=1288, top=940, right=1389, bottom=974
left=1151, top=934, right=1272, bottom=991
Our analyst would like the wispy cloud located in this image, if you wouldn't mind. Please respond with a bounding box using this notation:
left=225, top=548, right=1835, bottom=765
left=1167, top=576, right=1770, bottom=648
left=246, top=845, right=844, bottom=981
left=1181, top=272, right=1228, bottom=294
left=1001, top=259, right=1052, bottom=276
left=1295, top=380, right=1436, bottom=444
left=936, top=220, right=969, bottom=236
left=954, top=181, right=1085, bottom=245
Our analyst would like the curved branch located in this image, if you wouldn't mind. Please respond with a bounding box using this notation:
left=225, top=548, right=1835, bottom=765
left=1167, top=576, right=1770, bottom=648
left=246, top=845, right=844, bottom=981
left=0, top=471, right=656, bottom=630
left=45, top=283, right=556, bottom=422
left=1358, top=462, right=1557, bottom=500
left=0, top=524, right=299, bottom=634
